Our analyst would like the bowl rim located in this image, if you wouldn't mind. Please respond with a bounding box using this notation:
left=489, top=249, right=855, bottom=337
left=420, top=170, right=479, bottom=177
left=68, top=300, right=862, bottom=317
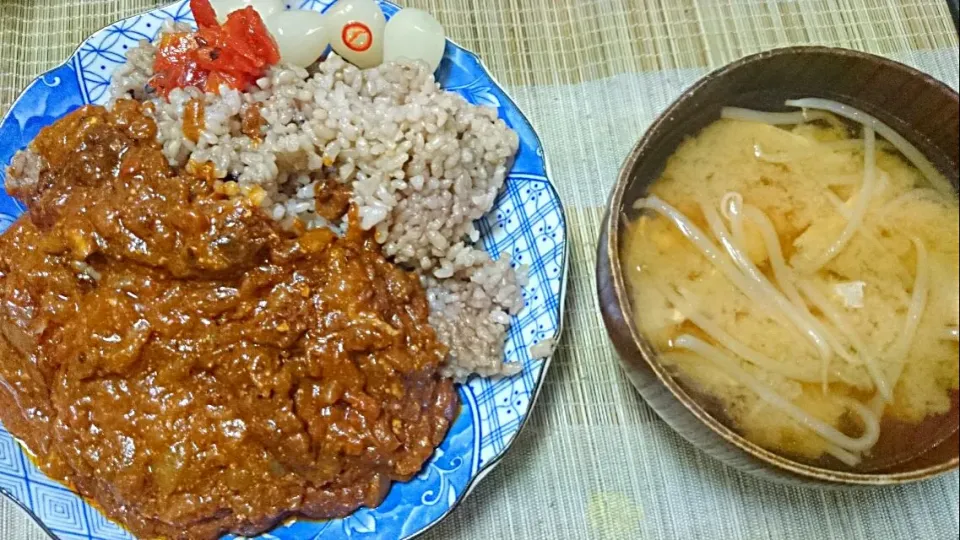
left=604, top=45, right=960, bottom=485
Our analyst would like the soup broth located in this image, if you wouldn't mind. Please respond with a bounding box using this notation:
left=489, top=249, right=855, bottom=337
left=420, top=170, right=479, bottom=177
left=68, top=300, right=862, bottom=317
left=622, top=107, right=959, bottom=470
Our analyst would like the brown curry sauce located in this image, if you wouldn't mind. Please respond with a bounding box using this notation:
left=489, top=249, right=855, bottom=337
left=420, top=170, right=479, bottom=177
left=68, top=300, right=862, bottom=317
left=0, top=101, right=457, bottom=539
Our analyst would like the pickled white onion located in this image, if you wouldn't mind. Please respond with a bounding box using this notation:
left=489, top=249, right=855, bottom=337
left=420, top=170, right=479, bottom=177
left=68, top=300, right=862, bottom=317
left=264, top=10, right=329, bottom=68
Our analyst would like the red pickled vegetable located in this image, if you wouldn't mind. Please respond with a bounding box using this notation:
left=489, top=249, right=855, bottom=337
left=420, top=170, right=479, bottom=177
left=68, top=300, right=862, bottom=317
left=150, top=32, right=206, bottom=97
left=150, top=0, right=280, bottom=97
left=222, top=7, right=281, bottom=66
left=190, top=0, right=219, bottom=29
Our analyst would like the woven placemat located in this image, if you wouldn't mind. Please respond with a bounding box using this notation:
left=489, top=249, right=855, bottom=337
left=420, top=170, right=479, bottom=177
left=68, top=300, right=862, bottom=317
left=2, top=1, right=959, bottom=539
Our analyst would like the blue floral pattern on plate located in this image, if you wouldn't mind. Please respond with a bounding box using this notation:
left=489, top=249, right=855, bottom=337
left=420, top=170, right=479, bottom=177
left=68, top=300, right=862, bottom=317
left=0, top=2, right=568, bottom=539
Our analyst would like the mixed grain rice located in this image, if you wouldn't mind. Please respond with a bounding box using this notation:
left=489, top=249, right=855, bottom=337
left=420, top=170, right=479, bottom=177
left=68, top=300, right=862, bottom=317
left=103, top=27, right=535, bottom=377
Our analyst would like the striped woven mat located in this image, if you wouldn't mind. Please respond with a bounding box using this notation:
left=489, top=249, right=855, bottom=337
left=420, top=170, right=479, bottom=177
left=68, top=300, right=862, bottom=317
left=2, top=1, right=958, bottom=539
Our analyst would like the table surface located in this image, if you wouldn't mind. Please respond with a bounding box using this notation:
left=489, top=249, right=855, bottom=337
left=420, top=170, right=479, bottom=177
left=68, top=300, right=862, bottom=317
left=2, top=1, right=959, bottom=539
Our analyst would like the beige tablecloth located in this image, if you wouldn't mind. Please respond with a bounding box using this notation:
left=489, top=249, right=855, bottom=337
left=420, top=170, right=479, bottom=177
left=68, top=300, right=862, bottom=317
left=2, top=1, right=959, bottom=539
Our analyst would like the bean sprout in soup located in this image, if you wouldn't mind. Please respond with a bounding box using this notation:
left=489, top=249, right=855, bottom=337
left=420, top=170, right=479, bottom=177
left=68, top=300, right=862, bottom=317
left=622, top=101, right=959, bottom=469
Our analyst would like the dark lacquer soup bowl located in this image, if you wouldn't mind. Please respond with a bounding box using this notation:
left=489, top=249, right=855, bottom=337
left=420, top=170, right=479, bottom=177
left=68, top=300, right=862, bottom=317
left=596, top=46, right=959, bottom=486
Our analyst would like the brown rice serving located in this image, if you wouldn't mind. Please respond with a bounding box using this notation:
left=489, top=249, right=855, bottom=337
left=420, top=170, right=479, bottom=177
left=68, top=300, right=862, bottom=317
left=102, top=29, right=534, bottom=377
